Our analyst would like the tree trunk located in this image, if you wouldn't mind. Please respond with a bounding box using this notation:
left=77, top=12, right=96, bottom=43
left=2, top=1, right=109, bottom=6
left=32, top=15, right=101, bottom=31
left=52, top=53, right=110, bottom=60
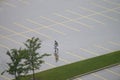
left=15, top=74, right=17, bottom=80
left=15, top=71, right=17, bottom=80
left=32, top=68, right=35, bottom=80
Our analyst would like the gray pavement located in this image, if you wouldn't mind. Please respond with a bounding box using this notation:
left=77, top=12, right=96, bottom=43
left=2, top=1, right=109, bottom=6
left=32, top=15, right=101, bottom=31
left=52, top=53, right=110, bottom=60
left=0, top=0, right=120, bottom=80
left=74, top=65, right=120, bottom=80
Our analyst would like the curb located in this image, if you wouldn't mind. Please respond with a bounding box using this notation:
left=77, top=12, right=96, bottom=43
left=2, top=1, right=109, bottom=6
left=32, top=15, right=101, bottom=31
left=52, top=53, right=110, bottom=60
left=67, top=62, right=120, bottom=80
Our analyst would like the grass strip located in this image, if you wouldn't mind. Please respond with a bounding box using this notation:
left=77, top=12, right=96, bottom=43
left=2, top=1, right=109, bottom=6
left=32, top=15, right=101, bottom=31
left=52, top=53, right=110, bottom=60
left=22, top=50, right=120, bottom=80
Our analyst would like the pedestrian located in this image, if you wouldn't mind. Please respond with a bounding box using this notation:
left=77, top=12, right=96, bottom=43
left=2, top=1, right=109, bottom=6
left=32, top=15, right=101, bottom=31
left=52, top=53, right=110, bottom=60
left=54, top=40, right=59, bottom=62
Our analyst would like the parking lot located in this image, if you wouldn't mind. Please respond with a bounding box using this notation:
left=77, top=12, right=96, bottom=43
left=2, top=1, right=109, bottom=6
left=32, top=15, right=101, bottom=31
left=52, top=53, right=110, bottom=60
left=0, top=0, right=120, bottom=80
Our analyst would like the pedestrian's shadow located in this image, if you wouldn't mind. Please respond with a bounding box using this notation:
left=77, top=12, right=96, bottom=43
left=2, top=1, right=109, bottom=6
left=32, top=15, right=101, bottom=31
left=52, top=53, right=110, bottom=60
left=54, top=53, right=59, bottom=62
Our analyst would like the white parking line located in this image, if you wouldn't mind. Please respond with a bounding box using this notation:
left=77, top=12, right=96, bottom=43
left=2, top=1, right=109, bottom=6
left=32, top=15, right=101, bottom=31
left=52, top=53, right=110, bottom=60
left=80, top=48, right=99, bottom=56
left=14, top=22, right=52, bottom=39
left=94, top=45, right=111, bottom=51
left=44, top=54, right=70, bottom=66
left=108, top=41, right=120, bottom=46
left=45, top=62, right=56, bottom=67
left=92, top=3, right=120, bottom=14
left=54, top=13, right=93, bottom=29
left=59, top=57, right=70, bottom=63
left=66, top=9, right=105, bottom=24
left=2, top=6, right=120, bottom=38
left=51, top=53, right=70, bottom=63
left=54, top=6, right=120, bottom=25
left=25, top=19, right=66, bottom=35
left=106, top=69, right=120, bottom=77
left=0, top=44, right=10, bottom=50
left=0, top=25, right=29, bottom=39
left=0, top=35, right=23, bottom=46
left=79, top=6, right=119, bottom=22
left=65, top=51, right=85, bottom=59
left=40, top=16, right=81, bottom=31
left=102, top=0, right=120, bottom=6
left=92, top=73, right=107, bottom=80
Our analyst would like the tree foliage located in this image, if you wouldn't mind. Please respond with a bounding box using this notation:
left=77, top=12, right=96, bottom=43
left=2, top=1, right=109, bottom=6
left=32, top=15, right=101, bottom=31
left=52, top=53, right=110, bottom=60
left=24, top=37, right=50, bottom=80
left=1, top=37, right=50, bottom=80
left=1, top=48, right=28, bottom=80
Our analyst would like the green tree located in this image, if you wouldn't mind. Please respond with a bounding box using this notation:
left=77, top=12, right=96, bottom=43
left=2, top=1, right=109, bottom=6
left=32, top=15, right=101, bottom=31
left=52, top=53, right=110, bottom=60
left=24, top=37, right=50, bottom=80
left=1, top=48, right=28, bottom=80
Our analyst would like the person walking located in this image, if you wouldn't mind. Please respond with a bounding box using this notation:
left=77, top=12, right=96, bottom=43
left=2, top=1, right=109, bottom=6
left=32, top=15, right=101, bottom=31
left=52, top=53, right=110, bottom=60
left=54, top=40, right=59, bottom=62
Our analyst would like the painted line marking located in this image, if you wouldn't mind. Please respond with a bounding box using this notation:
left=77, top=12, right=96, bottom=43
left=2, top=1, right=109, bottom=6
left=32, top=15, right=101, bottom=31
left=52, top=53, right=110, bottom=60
left=2, top=6, right=120, bottom=38
left=92, top=3, right=120, bottom=14
left=40, top=16, right=81, bottom=32
left=14, top=22, right=52, bottom=40
left=54, top=13, right=93, bottom=29
left=1, top=7, right=120, bottom=36
left=50, top=55, right=70, bottom=64
left=106, top=69, right=120, bottom=76
left=0, top=44, right=10, bottom=50
left=79, top=6, right=119, bottom=22
left=53, top=13, right=73, bottom=21
left=0, top=35, right=23, bottom=46
left=65, top=51, right=85, bottom=59
left=92, top=73, right=107, bottom=80
left=26, top=19, right=67, bottom=35
left=0, top=25, right=29, bottom=39
left=43, top=55, right=70, bottom=67
left=66, top=9, right=105, bottom=25
left=94, top=45, right=111, bottom=51
left=108, top=41, right=120, bottom=46
left=59, top=57, right=70, bottom=64
left=45, top=62, right=56, bottom=67
left=102, top=0, right=120, bottom=6
left=55, top=6, right=120, bottom=25
left=25, top=19, right=66, bottom=35
left=80, top=48, right=99, bottom=56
